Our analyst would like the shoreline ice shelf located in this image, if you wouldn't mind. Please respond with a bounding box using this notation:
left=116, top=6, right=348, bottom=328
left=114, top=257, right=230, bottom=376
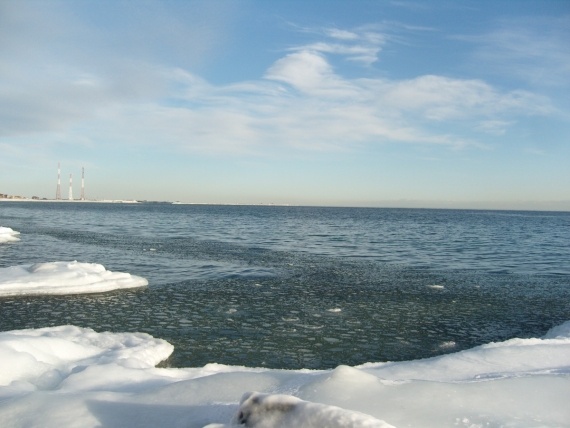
left=0, top=322, right=569, bottom=427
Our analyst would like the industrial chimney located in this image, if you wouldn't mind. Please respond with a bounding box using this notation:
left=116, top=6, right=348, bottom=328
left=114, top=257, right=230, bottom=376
left=81, top=167, right=85, bottom=201
left=55, top=162, right=62, bottom=200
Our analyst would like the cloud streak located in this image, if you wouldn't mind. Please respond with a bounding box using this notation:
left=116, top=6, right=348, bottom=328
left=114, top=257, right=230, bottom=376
left=76, top=57, right=550, bottom=156
left=458, top=15, right=570, bottom=88
left=287, top=23, right=387, bottom=65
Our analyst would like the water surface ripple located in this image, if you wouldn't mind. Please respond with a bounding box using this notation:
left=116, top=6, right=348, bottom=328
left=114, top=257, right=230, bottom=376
left=1, top=202, right=569, bottom=369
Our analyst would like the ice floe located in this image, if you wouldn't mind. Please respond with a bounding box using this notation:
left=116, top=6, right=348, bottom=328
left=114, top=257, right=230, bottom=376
left=0, top=261, right=148, bottom=296
left=0, top=226, right=20, bottom=243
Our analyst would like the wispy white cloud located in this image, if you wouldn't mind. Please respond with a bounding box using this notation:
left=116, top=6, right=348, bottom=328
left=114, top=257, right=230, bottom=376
left=264, top=51, right=358, bottom=97
left=293, top=42, right=382, bottom=65
left=0, top=0, right=231, bottom=139
left=476, top=120, right=513, bottom=136
left=0, top=2, right=557, bottom=160
left=381, top=75, right=553, bottom=120
left=1, top=48, right=552, bottom=157
left=458, top=16, right=570, bottom=87
left=324, top=28, right=360, bottom=41
left=288, top=25, right=386, bottom=65
left=71, top=54, right=549, bottom=156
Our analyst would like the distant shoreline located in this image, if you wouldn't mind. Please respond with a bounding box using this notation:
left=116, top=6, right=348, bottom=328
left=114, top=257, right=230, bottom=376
left=1, top=197, right=569, bottom=213
left=0, top=198, right=140, bottom=204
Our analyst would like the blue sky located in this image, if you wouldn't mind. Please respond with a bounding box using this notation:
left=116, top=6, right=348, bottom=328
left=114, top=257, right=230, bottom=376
left=1, top=0, right=569, bottom=209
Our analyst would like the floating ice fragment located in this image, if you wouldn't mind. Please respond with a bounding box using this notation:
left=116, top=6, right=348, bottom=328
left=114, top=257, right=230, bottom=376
left=0, top=226, right=20, bottom=243
left=544, top=321, right=570, bottom=339
left=0, top=261, right=148, bottom=296
left=438, top=341, right=457, bottom=349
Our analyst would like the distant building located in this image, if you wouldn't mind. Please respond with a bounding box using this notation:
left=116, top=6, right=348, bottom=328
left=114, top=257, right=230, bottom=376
left=0, top=194, right=26, bottom=200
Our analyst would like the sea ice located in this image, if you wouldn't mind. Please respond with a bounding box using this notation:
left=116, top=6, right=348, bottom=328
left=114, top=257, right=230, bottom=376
left=0, top=322, right=568, bottom=427
left=0, top=261, right=148, bottom=296
left=0, top=325, right=173, bottom=388
left=0, top=226, right=20, bottom=243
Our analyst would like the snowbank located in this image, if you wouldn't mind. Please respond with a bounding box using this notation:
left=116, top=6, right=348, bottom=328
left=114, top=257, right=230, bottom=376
left=0, top=322, right=569, bottom=427
left=0, top=261, right=148, bottom=296
left=0, top=226, right=20, bottom=243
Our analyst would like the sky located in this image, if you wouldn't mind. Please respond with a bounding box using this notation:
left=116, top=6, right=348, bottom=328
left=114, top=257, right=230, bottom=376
left=1, top=0, right=569, bottom=209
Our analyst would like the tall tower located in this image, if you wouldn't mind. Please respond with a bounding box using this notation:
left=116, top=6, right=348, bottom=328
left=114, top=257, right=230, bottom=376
left=80, top=167, right=85, bottom=201
left=68, top=174, right=73, bottom=200
left=55, top=162, right=62, bottom=200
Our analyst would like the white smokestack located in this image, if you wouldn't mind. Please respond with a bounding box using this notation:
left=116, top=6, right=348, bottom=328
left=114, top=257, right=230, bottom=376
left=56, top=162, right=62, bottom=200
left=81, top=167, right=85, bottom=201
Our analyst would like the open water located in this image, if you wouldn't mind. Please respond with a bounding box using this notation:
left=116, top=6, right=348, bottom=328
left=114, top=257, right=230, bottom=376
left=1, top=202, right=569, bottom=369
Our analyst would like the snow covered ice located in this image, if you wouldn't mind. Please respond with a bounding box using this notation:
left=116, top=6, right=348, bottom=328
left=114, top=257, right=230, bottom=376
left=0, top=322, right=569, bottom=428
left=0, top=261, right=148, bottom=296
left=0, top=226, right=20, bottom=243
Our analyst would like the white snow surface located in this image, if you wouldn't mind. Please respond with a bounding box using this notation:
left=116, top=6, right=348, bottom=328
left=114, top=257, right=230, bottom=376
left=0, top=226, right=20, bottom=243
left=0, top=261, right=148, bottom=296
left=0, top=322, right=569, bottom=428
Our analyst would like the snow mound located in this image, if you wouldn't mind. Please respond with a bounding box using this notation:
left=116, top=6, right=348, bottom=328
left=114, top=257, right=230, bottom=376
left=0, top=261, right=148, bottom=296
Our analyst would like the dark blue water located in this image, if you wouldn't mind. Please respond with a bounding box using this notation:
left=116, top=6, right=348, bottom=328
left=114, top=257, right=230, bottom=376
left=1, top=202, right=569, bottom=369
